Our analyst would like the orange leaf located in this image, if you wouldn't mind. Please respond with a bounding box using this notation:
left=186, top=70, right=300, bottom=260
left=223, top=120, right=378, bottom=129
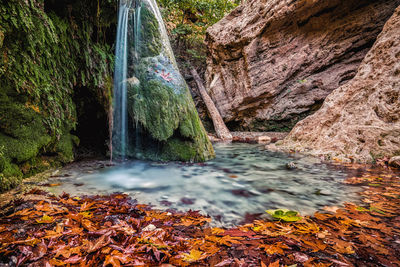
left=211, top=227, right=225, bottom=235
left=104, top=255, right=121, bottom=267
left=80, top=202, right=95, bottom=211
left=268, top=260, right=280, bottom=267
left=302, top=239, right=327, bottom=252
left=259, top=242, right=288, bottom=255
left=218, top=235, right=242, bottom=247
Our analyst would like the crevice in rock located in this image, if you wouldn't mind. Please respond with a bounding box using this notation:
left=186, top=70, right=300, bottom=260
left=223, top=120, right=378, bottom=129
left=72, top=86, right=109, bottom=159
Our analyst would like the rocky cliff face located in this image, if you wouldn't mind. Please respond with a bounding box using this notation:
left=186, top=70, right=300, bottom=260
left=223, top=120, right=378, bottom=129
left=205, top=0, right=400, bottom=131
left=279, top=5, right=400, bottom=163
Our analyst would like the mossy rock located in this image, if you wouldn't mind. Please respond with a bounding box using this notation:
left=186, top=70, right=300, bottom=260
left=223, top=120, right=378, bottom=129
left=0, top=0, right=117, bottom=191
left=127, top=54, right=214, bottom=162
left=132, top=4, right=163, bottom=58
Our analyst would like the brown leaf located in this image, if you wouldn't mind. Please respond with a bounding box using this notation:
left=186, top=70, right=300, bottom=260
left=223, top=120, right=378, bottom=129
left=104, top=255, right=121, bottom=267
left=87, top=233, right=112, bottom=253
left=63, top=255, right=82, bottom=264
left=259, top=242, right=289, bottom=255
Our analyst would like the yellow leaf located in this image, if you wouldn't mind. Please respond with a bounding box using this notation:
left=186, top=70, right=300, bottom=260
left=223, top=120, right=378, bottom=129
left=182, top=249, right=204, bottom=262
left=36, top=215, right=54, bottom=224
left=79, top=211, right=93, bottom=218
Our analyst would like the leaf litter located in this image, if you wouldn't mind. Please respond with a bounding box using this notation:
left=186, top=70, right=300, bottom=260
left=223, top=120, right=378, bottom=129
left=0, top=165, right=399, bottom=266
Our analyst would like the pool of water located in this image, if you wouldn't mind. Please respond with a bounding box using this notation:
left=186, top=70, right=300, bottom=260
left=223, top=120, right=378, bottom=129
left=48, top=143, right=360, bottom=227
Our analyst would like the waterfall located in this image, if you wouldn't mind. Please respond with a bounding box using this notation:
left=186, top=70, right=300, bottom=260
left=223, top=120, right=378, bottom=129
left=112, top=0, right=132, bottom=160
left=134, top=1, right=142, bottom=59
left=111, top=0, right=214, bottom=162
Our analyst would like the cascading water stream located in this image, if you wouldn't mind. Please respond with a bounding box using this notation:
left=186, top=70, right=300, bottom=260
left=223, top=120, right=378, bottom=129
left=134, top=2, right=142, bottom=59
left=112, top=0, right=132, bottom=160
left=111, top=0, right=213, bottom=162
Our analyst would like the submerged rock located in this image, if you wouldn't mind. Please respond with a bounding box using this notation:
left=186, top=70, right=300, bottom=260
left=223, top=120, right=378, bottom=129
left=286, top=162, right=298, bottom=170
left=279, top=6, right=400, bottom=163
left=205, top=0, right=400, bottom=131
left=256, top=136, right=271, bottom=145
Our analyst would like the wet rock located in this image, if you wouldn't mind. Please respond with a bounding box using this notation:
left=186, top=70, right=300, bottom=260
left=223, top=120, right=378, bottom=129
left=230, top=132, right=286, bottom=144
left=207, top=134, right=222, bottom=143
left=389, top=156, right=400, bottom=168
left=205, top=0, right=400, bottom=131
left=280, top=6, right=400, bottom=163
left=286, top=162, right=298, bottom=170
left=256, top=136, right=271, bottom=144
left=180, top=197, right=195, bottom=205
left=231, top=189, right=257, bottom=198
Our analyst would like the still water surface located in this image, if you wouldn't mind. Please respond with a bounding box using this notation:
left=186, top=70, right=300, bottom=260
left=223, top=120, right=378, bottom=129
left=49, top=143, right=360, bottom=227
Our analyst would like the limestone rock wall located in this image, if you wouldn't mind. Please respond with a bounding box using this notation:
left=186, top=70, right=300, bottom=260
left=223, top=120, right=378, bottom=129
left=205, top=0, right=400, bottom=131
left=279, top=5, right=400, bottom=163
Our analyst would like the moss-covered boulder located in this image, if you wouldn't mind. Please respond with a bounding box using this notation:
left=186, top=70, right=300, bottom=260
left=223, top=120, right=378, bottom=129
left=126, top=2, right=214, bottom=162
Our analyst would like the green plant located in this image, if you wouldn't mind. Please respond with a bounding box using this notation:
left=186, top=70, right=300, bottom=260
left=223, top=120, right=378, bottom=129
left=266, top=209, right=302, bottom=222
left=157, top=0, right=239, bottom=68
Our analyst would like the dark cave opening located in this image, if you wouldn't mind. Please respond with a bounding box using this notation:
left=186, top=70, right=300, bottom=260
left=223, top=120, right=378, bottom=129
left=73, top=86, right=109, bottom=159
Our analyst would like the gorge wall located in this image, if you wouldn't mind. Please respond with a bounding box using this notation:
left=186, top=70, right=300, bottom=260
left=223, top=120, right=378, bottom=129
left=205, top=0, right=400, bottom=132
left=279, top=5, right=400, bottom=163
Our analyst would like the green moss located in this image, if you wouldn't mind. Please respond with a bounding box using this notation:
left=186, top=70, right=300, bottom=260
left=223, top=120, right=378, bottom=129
left=0, top=28, right=3, bottom=48
left=129, top=79, right=180, bottom=141
left=55, top=130, right=79, bottom=163
left=127, top=54, right=214, bottom=162
left=162, top=138, right=198, bottom=161
left=0, top=0, right=117, bottom=191
left=0, top=172, right=22, bottom=192
left=135, top=5, right=163, bottom=58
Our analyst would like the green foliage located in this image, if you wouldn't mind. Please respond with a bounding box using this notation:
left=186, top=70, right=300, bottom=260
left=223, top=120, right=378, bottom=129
left=0, top=0, right=117, bottom=190
left=0, top=0, right=115, bottom=138
left=266, top=209, right=302, bottom=222
left=156, top=0, right=239, bottom=67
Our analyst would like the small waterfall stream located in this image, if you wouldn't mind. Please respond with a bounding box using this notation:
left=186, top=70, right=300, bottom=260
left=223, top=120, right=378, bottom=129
left=112, top=0, right=198, bottom=161
left=112, top=0, right=133, bottom=160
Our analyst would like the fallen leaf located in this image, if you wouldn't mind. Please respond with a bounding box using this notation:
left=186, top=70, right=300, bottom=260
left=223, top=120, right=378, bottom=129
left=182, top=249, right=204, bottom=263
left=36, top=215, right=54, bottom=224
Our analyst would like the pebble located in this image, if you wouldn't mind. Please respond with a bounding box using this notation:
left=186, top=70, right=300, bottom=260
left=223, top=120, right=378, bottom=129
left=142, top=224, right=156, bottom=232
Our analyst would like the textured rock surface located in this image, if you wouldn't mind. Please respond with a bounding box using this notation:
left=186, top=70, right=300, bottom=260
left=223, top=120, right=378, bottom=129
left=205, top=0, right=400, bottom=131
left=208, top=132, right=287, bottom=143
left=279, top=6, right=400, bottom=163
left=389, top=156, right=400, bottom=168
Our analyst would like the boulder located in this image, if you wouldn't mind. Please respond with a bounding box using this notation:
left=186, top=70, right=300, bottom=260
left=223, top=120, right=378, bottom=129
left=257, top=136, right=271, bottom=145
left=389, top=156, right=400, bottom=168
left=279, top=6, right=400, bottom=163
left=205, top=0, right=400, bottom=131
left=125, top=1, right=214, bottom=162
